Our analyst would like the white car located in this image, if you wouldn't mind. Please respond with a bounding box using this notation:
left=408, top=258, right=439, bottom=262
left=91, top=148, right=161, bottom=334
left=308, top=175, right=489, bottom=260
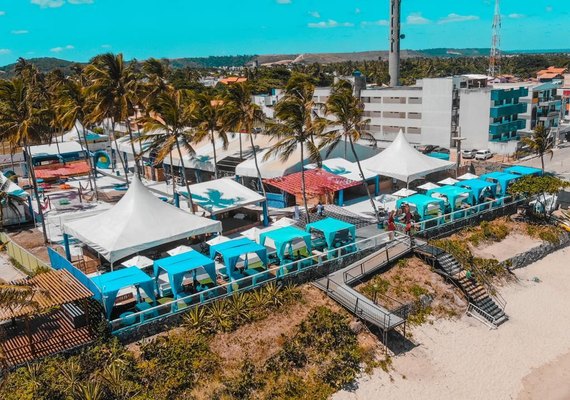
left=475, top=149, right=493, bottom=160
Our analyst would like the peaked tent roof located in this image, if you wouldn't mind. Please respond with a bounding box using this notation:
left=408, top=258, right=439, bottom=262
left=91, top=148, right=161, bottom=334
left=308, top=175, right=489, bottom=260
left=62, top=120, right=108, bottom=142
left=63, top=178, right=222, bottom=264
left=361, top=131, right=454, bottom=183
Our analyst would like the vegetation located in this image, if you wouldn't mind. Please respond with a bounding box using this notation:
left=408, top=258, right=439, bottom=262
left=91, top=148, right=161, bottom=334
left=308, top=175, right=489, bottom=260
left=521, top=125, right=554, bottom=172
left=0, top=285, right=377, bottom=400
left=526, top=224, right=564, bottom=245
left=509, top=175, right=569, bottom=216
left=466, top=220, right=509, bottom=246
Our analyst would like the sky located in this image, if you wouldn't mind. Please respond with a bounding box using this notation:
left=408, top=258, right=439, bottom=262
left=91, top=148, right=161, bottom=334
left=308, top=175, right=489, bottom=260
left=0, top=0, right=568, bottom=66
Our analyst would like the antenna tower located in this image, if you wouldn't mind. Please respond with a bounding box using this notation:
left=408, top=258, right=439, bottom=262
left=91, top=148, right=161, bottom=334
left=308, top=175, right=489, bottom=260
left=489, top=0, right=501, bottom=77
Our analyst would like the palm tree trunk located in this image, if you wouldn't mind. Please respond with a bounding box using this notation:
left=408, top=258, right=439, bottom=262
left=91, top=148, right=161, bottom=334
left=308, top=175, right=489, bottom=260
left=174, top=139, right=196, bottom=213
left=126, top=122, right=142, bottom=180
left=540, top=154, right=545, bottom=172
left=249, top=133, right=266, bottom=197
left=300, top=144, right=311, bottom=223
left=24, top=142, right=48, bottom=244
left=80, top=124, right=99, bottom=200
left=169, top=150, right=176, bottom=197
left=349, top=135, right=380, bottom=223
left=211, top=129, right=219, bottom=179
left=111, top=121, right=129, bottom=188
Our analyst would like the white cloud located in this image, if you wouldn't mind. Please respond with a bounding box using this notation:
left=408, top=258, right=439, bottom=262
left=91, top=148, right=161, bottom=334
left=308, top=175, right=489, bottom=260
left=438, top=13, right=479, bottom=24
left=31, top=0, right=65, bottom=7
left=406, top=13, right=430, bottom=25
left=308, top=19, right=354, bottom=29
left=508, top=13, right=525, bottom=19
left=276, top=0, right=291, bottom=4
left=31, top=0, right=93, bottom=7
left=0, top=49, right=11, bottom=55
left=11, top=30, right=29, bottom=35
left=50, top=44, right=74, bottom=53
left=309, top=11, right=320, bottom=18
left=361, top=19, right=389, bottom=27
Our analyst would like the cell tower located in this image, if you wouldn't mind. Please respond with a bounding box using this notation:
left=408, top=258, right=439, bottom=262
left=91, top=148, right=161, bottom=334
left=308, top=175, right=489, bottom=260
left=389, top=0, right=402, bottom=86
left=489, top=0, right=501, bottom=77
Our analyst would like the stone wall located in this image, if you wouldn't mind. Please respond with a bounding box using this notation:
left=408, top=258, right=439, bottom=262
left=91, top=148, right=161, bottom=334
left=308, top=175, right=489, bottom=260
left=507, top=231, right=570, bottom=270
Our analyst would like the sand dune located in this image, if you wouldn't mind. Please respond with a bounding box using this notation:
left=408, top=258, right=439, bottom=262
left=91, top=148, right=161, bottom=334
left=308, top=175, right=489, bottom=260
left=334, top=246, right=570, bottom=400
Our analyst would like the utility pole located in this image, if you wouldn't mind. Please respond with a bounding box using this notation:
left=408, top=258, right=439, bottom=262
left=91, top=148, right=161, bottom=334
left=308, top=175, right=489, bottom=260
left=489, top=0, right=502, bottom=77
left=389, top=0, right=402, bottom=87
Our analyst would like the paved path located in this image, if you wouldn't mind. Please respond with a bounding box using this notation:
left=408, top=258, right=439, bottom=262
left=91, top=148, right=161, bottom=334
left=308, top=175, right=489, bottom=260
left=0, top=252, right=26, bottom=282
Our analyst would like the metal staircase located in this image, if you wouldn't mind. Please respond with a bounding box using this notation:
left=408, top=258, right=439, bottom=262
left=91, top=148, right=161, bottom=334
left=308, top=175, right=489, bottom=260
left=416, top=244, right=508, bottom=328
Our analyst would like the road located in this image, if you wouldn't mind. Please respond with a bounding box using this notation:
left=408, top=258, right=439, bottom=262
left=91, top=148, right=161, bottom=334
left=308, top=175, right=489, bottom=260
left=519, top=144, right=570, bottom=181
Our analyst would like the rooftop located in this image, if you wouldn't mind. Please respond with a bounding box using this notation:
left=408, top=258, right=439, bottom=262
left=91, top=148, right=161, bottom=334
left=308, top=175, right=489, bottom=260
left=264, top=168, right=360, bottom=196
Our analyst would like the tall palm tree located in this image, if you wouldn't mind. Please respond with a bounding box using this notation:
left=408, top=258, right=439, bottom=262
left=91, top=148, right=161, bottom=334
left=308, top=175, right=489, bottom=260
left=84, top=53, right=142, bottom=182
left=221, top=82, right=266, bottom=196
left=322, top=80, right=380, bottom=220
left=265, top=76, right=322, bottom=222
left=189, top=92, right=229, bottom=179
left=141, top=58, right=172, bottom=105
left=140, top=89, right=197, bottom=212
left=522, top=125, right=554, bottom=172
left=0, top=78, right=50, bottom=243
left=55, top=77, right=99, bottom=200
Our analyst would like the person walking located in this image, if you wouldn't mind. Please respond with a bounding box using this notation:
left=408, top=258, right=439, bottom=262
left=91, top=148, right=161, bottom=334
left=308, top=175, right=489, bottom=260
left=386, top=210, right=396, bottom=240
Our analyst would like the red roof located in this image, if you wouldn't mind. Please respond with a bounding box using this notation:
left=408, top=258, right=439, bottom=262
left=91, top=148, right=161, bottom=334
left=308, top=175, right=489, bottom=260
left=264, top=168, right=360, bottom=196
left=35, top=161, right=91, bottom=180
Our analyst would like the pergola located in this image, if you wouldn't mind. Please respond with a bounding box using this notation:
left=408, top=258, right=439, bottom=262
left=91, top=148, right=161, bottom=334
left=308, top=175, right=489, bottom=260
left=479, top=172, right=521, bottom=197
left=455, top=179, right=497, bottom=203
left=0, top=270, right=94, bottom=368
left=305, top=218, right=356, bottom=250
left=209, top=238, right=268, bottom=280
left=426, top=185, right=474, bottom=212
left=503, top=165, right=543, bottom=177
left=396, top=194, right=445, bottom=220
left=259, top=226, right=312, bottom=263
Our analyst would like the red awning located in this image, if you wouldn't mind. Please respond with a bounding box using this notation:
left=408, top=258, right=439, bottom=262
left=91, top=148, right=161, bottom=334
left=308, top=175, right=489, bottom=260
left=264, top=168, right=360, bottom=196
left=34, top=161, right=91, bottom=180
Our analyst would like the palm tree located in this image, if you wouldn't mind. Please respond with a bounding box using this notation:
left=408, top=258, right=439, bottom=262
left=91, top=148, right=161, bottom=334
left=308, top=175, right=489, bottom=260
left=189, top=92, right=229, bottom=180
left=221, top=82, right=266, bottom=196
left=84, top=53, right=142, bottom=182
left=140, top=89, right=197, bottom=212
left=522, top=125, right=554, bottom=172
left=0, top=179, right=26, bottom=227
left=0, top=78, right=50, bottom=243
left=141, top=58, right=172, bottom=105
left=265, top=76, right=322, bottom=222
left=0, top=279, right=46, bottom=327
left=55, top=77, right=99, bottom=200
left=322, top=80, right=380, bottom=220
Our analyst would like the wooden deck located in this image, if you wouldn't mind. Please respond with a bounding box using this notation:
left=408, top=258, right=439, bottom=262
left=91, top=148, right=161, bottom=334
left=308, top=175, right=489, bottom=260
left=0, top=309, right=95, bottom=368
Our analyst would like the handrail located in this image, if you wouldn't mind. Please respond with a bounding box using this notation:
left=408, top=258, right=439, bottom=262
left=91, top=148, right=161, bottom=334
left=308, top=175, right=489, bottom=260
left=468, top=260, right=507, bottom=311
left=466, top=302, right=498, bottom=329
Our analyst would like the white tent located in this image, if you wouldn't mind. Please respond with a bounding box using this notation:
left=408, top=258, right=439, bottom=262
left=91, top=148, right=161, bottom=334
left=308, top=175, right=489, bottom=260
left=167, top=245, right=194, bottom=256
left=457, top=172, right=479, bottom=180
left=62, top=120, right=107, bottom=142
left=178, top=178, right=265, bottom=215
left=121, top=255, right=154, bottom=269
left=26, top=141, right=85, bottom=158
left=392, top=188, right=417, bottom=198
left=417, top=182, right=441, bottom=191
left=63, top=178, right=222, bottom=264
left=305, top=158, right=376, bottom=182
left=361, top=131, right=454, bottom=184
left=438, top=177, right=459, bottom=185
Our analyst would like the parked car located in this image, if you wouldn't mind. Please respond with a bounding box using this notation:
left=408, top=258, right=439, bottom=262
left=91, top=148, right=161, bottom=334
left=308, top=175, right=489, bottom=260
left=475, top=149, right=493, bottom=160
left=431, top=146, right=450, bottom=154
left=418, top=144, right=436, bottom=154
left=462, top=149, right=478, bottom=159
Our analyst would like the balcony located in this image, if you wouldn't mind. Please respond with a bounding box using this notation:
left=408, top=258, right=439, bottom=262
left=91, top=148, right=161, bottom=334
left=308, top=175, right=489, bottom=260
left=489, top=131, right=519, bottom=143
left=491, top=87, right=529, bottom=102
left=490, top=102, right=527, bottom=118
left=538, top=99, right=561, bottom=108
left=489, top=119, right=526, bottom=136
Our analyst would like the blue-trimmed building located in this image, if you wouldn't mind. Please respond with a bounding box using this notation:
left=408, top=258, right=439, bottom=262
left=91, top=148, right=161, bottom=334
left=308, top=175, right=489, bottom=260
left=489, top=87, right=528, bottom=143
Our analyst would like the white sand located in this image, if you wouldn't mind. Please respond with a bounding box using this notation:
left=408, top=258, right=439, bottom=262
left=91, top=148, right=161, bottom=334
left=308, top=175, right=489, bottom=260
left=471, top=233, right=543, bottom=262
left=334, top=246, right=570, bottom=400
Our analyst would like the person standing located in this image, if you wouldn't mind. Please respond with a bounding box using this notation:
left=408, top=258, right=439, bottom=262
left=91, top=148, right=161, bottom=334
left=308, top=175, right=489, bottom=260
left=317, top=201, right=325, bottom=217
left=386, top=210, right=396, bottom=240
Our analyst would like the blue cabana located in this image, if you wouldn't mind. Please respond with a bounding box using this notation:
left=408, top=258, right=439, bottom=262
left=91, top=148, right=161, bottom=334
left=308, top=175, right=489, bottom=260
left=91, top=267, right=156, bottom=318
left=305, top=218, right=356, bottom=250
left=479, top=172, right=521, bottom=196
left=455, top=179, right=497, bottom=203
left=153, top=251, right=216, bottom=298
left=426, top=185, right=474, bottom=211
left=396, top=194, right=445, bottom=220
left=209, top=237, right=268, bottom=279
left=503, top=165, right=543, bottom=177
left=259, top=226, right=312, bottom=262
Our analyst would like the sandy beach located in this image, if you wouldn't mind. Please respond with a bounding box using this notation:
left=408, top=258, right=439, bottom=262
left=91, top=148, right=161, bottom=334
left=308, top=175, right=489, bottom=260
left=334, top=246, right=570, bottom=400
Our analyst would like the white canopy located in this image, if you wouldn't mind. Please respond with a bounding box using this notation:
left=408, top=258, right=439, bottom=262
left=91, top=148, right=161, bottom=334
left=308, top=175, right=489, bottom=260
left=206, top=235, right=230, bottom=246
left=417, top=182, right=441, bottom=191
left=121, top=255, right=154, bottom=269
left=62, top=120, right=107, bottom=142
left=167, top=245, right=194, bottom=256
left=179, top=178, right=265, bottom=215
left=361, top=131, right=454, bottom=183
left=457, top=172, right=479, bottom=180
left=305, top=158, right=376, bottom=182
left=392, top=188, right=417, bottom=198
left=26, top=141, right=85, bottom=158
left=438, top=177, right=459, bottom=185
left=63, top=178, right=222, bottom=264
